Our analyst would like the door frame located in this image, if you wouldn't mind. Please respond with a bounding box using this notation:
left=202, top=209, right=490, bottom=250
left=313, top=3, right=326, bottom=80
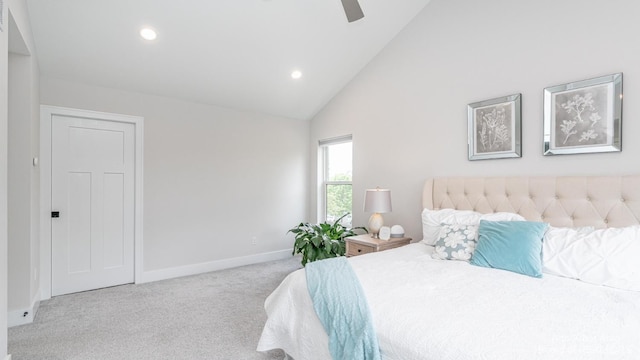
left=40, top=105, right=144, bottom=300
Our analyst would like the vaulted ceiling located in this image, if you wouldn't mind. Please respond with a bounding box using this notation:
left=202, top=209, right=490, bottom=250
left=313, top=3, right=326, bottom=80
left=26, top=0, right=431, bottom=120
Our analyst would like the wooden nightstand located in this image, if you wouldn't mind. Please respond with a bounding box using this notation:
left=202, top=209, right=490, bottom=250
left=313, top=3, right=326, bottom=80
left=345, top=234, right=412, bottom=257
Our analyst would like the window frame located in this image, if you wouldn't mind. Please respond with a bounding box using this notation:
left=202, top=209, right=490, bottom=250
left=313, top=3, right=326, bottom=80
left=318, top=135, right=353, bottom=225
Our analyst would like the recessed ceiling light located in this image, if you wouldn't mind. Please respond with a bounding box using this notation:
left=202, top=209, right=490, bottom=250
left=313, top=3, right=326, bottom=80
left=140, top=28, right=157, bottom=41
left=291, top=70, right=302, bottom=79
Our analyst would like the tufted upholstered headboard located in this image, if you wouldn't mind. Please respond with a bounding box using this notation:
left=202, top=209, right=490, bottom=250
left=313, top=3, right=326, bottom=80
left=422, top=175, right=640, bottom=229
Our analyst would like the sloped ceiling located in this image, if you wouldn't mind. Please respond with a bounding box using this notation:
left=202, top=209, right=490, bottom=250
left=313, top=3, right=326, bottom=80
left=26, top=0, right=431, bottom=120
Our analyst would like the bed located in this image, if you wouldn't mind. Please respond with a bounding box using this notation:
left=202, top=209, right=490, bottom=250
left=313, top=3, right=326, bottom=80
left=258, top=175, right=640, bottom=360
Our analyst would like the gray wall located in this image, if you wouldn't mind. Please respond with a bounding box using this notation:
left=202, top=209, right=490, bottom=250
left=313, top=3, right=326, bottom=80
left=310, top=0, right=640, bottom=241
left=40, top=78, right=308, bottom=273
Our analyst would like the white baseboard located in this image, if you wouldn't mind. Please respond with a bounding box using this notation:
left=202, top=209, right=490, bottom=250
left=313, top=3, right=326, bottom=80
left=8, top=290, right=41, bottom=328
left=138, top=249, right=293, bottom=284
left=5, top=354, right=12, bottom=360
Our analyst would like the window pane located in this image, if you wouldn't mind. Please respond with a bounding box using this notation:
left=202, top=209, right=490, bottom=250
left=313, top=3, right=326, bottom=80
left=326, top=184, right=352, bottom=226
left=326, top=142, right=352, bottom=181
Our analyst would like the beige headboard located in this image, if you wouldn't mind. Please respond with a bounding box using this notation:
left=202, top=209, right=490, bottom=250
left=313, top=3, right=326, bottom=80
left=422, top=175, right=640, bottom=228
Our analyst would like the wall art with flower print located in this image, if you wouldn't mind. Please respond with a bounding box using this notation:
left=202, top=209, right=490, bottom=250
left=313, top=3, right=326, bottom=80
left=468, top=93, right=521, bottom=160
left=544, top=73, right=622, bottom=155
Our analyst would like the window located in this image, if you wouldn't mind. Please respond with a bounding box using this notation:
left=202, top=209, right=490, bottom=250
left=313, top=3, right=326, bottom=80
left=319, top=136, right=353, bottom=226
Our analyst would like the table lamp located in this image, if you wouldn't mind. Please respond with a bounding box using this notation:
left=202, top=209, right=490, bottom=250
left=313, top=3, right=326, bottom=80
left=363, top=188, right=392, bottom=238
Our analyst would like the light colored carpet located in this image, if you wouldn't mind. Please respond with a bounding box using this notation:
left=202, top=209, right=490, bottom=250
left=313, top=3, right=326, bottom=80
left=9, top=256, right=303, bottom=360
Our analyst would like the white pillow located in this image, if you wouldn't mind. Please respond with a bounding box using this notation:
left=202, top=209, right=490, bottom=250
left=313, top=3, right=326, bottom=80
left=543, top=225, right=640, bottom=292
left=421, top=208, right=525, bottom=245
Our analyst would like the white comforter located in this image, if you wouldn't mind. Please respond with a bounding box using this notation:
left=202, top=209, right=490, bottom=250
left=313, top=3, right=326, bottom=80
left=257, top=243, right=640, bottom=360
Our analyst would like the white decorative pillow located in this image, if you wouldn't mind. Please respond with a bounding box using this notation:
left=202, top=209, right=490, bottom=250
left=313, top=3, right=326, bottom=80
left=421, top=208, right=525, bottom=245
left=432, top=224, right=478, bottom=261
left=543, top=225, right=640, bottom=292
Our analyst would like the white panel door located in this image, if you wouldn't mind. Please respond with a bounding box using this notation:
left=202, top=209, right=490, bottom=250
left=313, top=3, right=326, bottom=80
left=51, top=115, right=135, bottom=296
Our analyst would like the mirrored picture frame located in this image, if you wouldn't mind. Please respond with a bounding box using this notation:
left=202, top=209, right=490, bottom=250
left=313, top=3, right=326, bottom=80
left=467, top=93, right=522, bottom=161
left=543, top=73, right=622, bottom=156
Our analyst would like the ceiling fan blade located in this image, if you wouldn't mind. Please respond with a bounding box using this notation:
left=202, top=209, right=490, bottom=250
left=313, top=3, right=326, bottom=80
left=341, top=0, right=364, bottom=23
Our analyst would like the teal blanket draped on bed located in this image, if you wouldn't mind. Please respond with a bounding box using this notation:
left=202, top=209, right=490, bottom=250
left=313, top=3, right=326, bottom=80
left=305, top=256, right=381, bottom=360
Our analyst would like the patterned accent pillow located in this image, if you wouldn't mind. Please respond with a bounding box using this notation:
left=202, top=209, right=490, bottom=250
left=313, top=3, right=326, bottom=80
left=432, top=224, right=478, bottom=261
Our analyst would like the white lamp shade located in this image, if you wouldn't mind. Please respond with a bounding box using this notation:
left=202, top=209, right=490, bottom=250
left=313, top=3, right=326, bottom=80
left=363, top=189, right=392, bottom=213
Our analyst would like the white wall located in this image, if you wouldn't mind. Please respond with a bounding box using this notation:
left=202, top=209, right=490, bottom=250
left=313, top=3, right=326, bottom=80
left=0, top=7, right=8, bottom=358
left=28, top=47, right=39, bottom=312
left=6, top=0, right=40, bottom=328
left=2, top=0, right=40, bottom=353
left=40, top=78, right=308, bottom=276
left=8, top=52, right=31, bottom=311
left=310, top=0, right=640, bottom=241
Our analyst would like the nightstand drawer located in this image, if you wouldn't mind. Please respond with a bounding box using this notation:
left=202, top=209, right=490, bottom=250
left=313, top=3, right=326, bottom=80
left=345, top=234, right=412, bottom=257
left=347, top=242, right=375, bottom=257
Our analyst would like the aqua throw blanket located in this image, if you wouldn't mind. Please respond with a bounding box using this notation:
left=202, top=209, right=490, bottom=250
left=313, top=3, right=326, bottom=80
left=305, top=257, right=381, bottom=360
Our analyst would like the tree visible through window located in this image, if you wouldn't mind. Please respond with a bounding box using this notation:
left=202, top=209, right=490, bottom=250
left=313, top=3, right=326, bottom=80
left=320, top=137, right=352, bottom=226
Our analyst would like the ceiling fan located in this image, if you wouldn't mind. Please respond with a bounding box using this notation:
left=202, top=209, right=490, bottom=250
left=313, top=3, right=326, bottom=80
left=341, top=0, right=364, bottom=22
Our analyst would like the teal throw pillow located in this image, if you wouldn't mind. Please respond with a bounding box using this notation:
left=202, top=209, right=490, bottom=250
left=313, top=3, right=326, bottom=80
left=470, top=220, right=548, bottom=278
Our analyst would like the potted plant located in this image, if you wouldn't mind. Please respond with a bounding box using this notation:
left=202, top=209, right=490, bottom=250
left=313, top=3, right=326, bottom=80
left=288, top=213, right=367, bottom=266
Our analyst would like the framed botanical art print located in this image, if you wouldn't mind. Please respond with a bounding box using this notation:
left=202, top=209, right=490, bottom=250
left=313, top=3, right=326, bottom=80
left=467, top=93, right=522, bottom=160
left=543, top=73, right=622, bottom=156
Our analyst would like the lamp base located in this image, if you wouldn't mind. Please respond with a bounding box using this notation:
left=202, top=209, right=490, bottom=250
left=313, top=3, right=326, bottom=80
left=368, top=213, right=384, bottom=238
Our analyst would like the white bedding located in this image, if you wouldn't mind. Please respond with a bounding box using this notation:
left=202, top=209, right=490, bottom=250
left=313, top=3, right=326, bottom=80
left=258, top=243, right=640, bottom=360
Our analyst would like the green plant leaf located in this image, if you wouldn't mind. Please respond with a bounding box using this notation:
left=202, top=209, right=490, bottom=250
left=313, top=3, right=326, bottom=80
left=291, top=213, right=365, bottom=266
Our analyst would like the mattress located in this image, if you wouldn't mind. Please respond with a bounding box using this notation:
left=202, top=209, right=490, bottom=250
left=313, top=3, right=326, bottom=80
left=257, top=243, right=640, bottom=360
